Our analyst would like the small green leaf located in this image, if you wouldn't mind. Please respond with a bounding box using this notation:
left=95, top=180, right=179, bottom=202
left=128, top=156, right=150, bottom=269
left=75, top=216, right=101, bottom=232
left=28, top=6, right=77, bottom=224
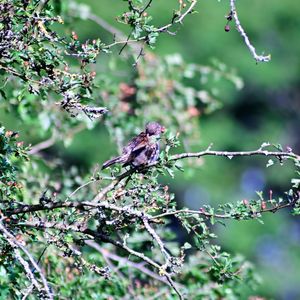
left=183, top=242, right=192, bottom=249
left=266, top=159, right=274, bottom=167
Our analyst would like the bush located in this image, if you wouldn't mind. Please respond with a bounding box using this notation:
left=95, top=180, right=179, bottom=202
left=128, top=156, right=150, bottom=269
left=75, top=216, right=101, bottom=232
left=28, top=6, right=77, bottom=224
left=0, top=1, right=299, bottom=299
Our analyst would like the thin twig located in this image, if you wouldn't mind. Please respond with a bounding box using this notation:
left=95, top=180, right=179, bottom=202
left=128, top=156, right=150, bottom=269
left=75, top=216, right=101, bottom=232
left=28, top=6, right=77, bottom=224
left=143, top=217, right=170, bottom=261
left=0, top=221, right=53, bottom=299
left=177, top=0, right=197, bottom=23
left=28, top=136, right=56, bottom=155
left=169, top=148, right=299, bottom=162
left=140, top=0, right=153, bottom=15
left=22, top=284, right=34, bottom=300
left=93, top=167, right=138, bottom=202
left=103, top=0, right=197, bottom=51
left=66, top=179, right=96, bottom=200
left=85, top=240, right=173, bottom=286
left=16, top=220, right=184, bottom=298
left=165, top=274, right=184, bottom=300
left=151, top=209, right=231, bottom=220
left=229, top=0, right=271, bottom=62
left=133, top=46, right=145, bottom=67
left=0, top=64, right=41, bottom=85
left=142, top=217, right=184, bottom=298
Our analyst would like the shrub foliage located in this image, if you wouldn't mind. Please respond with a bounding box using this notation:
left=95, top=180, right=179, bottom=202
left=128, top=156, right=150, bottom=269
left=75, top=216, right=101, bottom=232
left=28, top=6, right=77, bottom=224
left=0, top=0, right=299, bottom=299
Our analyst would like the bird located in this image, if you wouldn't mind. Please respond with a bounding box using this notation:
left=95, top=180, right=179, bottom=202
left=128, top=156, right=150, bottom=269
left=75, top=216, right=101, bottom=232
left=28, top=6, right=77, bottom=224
left=102, top=122, right=165, bottom=170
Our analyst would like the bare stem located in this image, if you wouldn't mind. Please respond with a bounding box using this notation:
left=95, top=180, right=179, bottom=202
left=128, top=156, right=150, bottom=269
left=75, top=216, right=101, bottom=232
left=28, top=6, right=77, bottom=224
left=169, top=148, right=299, bottom=161
left=85, top=240, right=174, bottom=286
left=229, top=0, right=271, bottom=62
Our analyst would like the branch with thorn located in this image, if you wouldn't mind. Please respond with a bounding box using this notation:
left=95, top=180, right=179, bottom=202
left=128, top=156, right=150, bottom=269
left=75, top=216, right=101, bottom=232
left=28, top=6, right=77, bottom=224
left=229, top=0, right=271, bottom=63
left=0, top=220, right=53, bottom=299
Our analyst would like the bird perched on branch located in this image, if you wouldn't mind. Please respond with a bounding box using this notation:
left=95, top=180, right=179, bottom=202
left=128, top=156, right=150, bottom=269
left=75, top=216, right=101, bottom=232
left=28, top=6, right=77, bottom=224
left=102, top=122, right=165, bottom=169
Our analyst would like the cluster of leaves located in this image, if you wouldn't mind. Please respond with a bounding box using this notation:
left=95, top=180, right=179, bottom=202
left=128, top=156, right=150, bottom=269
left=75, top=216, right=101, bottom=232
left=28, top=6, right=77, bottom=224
left=0, top=0, right=107, bottom=125
left=0, top=127, right=28, bottom=200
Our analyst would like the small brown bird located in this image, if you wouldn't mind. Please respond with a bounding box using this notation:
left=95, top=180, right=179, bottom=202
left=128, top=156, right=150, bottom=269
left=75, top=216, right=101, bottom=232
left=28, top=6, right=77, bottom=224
left=102, top=122, right=165, bottom=169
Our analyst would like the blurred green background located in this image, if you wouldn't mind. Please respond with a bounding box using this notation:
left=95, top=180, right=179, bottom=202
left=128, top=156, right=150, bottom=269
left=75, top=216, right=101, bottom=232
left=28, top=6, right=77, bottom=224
left=1, top=0, right=300, bottom=298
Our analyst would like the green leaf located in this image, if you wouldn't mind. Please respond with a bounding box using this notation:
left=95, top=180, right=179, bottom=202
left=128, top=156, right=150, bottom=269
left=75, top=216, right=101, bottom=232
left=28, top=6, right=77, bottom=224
left=183, top=242, right=192, bottom=249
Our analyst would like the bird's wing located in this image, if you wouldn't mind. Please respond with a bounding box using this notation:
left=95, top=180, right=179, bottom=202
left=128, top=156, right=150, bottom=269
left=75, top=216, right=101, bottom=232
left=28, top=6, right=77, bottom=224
left=123, top=132, right=148, bottom=155
left=130, top=142, right=159, bottom=167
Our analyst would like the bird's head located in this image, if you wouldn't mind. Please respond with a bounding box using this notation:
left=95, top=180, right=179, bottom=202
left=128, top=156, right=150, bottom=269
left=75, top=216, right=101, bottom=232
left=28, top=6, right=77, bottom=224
left=145, top=122, right=165, bottom=136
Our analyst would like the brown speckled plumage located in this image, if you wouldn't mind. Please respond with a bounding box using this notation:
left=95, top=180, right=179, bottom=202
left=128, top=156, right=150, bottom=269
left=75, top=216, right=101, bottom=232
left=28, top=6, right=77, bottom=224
left=102, top=122, right=165, bottom=169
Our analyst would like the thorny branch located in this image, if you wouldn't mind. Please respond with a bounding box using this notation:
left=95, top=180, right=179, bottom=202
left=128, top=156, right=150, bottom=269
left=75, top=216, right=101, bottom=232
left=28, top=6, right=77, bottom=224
left=229, top=0, right=271, bottom=62
left=14, top=219, right=184, bottom=298
left=103, top=0, right=197, bottom=50
left=169, top=147, right=300, bottom=162
left=6, top=146, right=300, bottom=218
left=94, top=146, right=299, bottom=201
left=0, top=220, right=53, bottom=299
left=6, top=186, right=299, bottom=223
left=142, top=217, right=171, bottom=262
left=85, top=240, right=185, bottom=288
left=150, top=193, right=300, bottom=221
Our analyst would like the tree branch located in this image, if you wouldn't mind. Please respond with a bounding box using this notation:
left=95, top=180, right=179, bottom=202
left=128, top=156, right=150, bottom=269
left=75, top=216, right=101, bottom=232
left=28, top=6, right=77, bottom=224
left=103, top=0, right=197, bottom=51
left=85, top=240, right=174, bottom=286
left=169, top=148, right=299, bottom=162
left=16, top=219, right=184, bottom=298
left=0, top=221, right=53, bottom=299
left=156, top=0, right=197, bottom=33
left=28, top=136, right=56, bottom=155
left=229, top=0, right=271, bottom=63
left=143, top=217, right=171, bottom=261
left=150, top=197, right=299, bottom=221
left=6, top=146, right=299, bottom=218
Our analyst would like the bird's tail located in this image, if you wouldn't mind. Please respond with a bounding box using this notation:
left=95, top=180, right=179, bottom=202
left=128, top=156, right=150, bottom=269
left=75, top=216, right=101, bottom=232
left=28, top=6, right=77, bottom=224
left=102, top=156, right=123, bottom=169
